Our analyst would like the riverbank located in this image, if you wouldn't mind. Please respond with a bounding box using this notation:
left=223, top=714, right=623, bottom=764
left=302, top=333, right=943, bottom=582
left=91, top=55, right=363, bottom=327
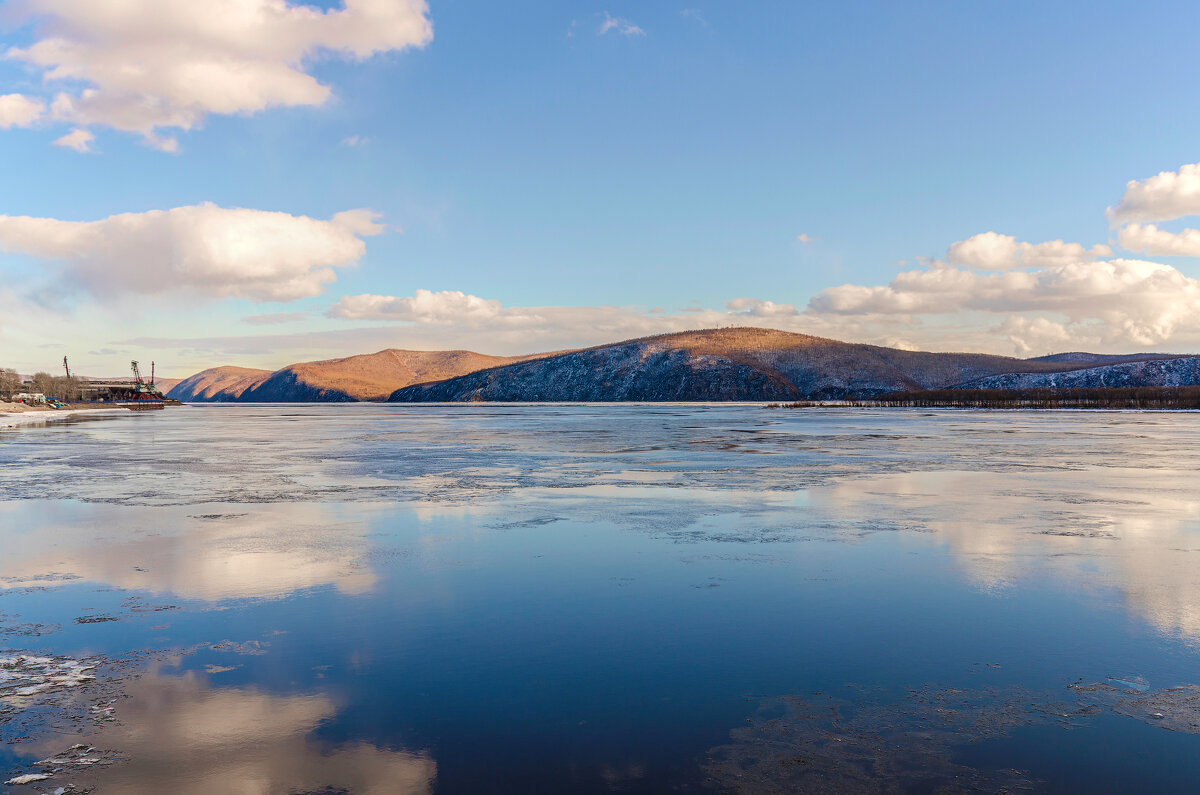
left=767, top=385, right=1200, bottom=410
left=0, top=404, right=130, bottom=429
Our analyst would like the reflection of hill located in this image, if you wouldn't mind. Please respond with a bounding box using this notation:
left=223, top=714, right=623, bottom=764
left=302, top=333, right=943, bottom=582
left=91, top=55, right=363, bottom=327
left=35, top=668, right=435, bottom=794
left=814, top=468, right=1200, bottom=642
left=0, top=505, right=375, bottom=601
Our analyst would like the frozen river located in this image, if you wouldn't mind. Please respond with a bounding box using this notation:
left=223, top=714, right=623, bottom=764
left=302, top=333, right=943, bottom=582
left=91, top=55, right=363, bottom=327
left=2, top=404, right=1200, bottom=792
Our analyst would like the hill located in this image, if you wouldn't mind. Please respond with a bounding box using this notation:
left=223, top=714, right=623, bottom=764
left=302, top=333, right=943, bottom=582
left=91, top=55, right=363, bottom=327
left=168, top=349, right=532, bottom=402
left=167, top=366, right=274, bottom=402
left=1026, top=352, right=1177, bottom=365
left=388, top=328, right=1197, bottom=402
left=957, top=357, right=1200, bottom=390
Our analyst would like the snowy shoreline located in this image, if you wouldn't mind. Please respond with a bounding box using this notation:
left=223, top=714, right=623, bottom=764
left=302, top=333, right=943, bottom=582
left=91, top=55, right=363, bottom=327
left=0, top=407, right=129, bottom=429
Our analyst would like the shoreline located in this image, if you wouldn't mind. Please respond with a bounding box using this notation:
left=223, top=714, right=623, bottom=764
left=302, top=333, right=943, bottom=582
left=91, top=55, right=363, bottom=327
left=0, top=406, right=131, bottom=429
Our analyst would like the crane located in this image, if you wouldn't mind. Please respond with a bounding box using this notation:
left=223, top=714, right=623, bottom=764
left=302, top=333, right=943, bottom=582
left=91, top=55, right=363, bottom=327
left=131, top=360, right=146, bottom=391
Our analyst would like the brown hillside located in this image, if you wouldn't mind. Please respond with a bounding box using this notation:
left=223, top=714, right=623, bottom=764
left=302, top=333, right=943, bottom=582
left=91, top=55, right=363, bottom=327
left=390, top=327, right=1196, bottom=402
left=152, top=377, right=183, bottom=395
left=168, top=348, right=558, bottom=402
left=167, top=366, right=273, bottom=401
left=283, top=349, right=530, bottom=401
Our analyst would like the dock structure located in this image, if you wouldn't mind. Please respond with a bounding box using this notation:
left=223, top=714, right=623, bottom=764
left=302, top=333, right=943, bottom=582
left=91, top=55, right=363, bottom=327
left=74, top=361, right=175, bottom=406
left=78, top=380, right=161, bottom=402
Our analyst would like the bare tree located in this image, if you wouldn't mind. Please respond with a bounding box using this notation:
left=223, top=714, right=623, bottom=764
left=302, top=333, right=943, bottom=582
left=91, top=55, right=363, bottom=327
left=0, top=368, right=20, bottom=399
left=30, top=372, right=56, bottom=397
left=26, top=372, right=85, bottom=401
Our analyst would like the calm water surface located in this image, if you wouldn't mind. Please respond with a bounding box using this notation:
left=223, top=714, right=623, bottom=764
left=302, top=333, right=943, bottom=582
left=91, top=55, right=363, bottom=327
left=2, top=404, right=1200, bottom=793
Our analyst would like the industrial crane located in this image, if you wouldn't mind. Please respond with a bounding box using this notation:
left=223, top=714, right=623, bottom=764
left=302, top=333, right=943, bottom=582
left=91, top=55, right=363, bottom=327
left=130, top=360, right=161, bottom=399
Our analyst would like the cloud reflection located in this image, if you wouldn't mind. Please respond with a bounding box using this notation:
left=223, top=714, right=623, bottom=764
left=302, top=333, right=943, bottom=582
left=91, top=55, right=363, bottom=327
left=0, top=503, right=375, bottom=601
left=35, top=668, right=434, bottom=794
left=814, top=468, right=1200, bottom=642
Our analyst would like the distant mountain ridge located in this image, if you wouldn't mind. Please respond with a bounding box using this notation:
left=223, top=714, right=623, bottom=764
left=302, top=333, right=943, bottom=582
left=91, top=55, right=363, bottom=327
left=959, top=357, right=1200, bottom=391
left=388, top=328, right=1198, bottom=402
left=168, top=349, right=535, bottom=402
left=1026, top=352, right=1177, bottom=365
left=166, top=328, right=1199, bottom=403
left=168, top=366, right=272, bottom=401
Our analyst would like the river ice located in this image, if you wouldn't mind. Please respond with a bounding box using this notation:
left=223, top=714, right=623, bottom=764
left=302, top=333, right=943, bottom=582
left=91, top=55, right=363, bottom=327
left=2, top=404, right=1200, bottom=792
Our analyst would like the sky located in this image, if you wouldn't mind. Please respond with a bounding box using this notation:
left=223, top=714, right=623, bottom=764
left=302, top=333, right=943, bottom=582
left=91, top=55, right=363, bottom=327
left=3, top=0, right=1200, bottom=377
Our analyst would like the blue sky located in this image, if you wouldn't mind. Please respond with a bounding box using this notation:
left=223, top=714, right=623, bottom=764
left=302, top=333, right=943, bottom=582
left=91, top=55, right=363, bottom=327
left=3, top=0, right=1200, bottom=376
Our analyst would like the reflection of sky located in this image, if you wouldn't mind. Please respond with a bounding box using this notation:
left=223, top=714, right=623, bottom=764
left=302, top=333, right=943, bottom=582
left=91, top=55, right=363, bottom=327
left=4, top=406, right=1200, bottom=789
left=813, top=467, right=1200, bottom=642
left=4, top=407, right=1200, bottom=636
left=0, top=502, right=376, bottom=601
left=31, top=667, right=435, bottom=795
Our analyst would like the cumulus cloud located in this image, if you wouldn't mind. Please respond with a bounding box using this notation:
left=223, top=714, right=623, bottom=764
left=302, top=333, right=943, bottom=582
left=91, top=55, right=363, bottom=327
left=330, top=289, right=791, bottom=341
left=797, top=214, right=1200, bottom=353
left=332, top=289, right=504, bottom=323
left=1108, top=162, right=1200, bottom=226
left=724, top=298, right=799, bottom=317
left=598, top=12, right=644, bottom=36
left=946, top=231, right=1110, bottom=270
left=810, top=257, right=1200, bottom=347
left=795, top=233, right=817, bottom=244
left=0, top=93, right=44, bottom=128
left=333, top=290, right=795, bottom=331
left=1117, top=222, right=1200, bottom=258
left=52, top=127, right=93, bottom=152
left=0, top=203, right=384, bottom=302
left=318, top=289, right=933, bottom=360
left=995, top=316, right=1077, bottom=355
left=244, top=311, right=309, bottom=326
left=3, top=0, right=433, bottom=150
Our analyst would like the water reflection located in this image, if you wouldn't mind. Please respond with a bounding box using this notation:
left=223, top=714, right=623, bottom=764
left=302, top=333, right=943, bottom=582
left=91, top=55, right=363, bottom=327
left=4, top=406, right=1200, bottom=791
left=813, top=467, right=1200, bottom=642
left=32, top=667, right=435, bottom=794
left=0, top=503, right=375, bottom=601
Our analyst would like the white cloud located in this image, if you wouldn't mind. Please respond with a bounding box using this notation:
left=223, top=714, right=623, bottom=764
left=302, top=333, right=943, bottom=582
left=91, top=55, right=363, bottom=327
left=810, top=257, right=1200, bottom=347
left=1117, top=222, right=1200, bottom=258
left=322, top=289, right=929, bottom=359
left=244, top=311, right=309, bottom=326
left=0, top=203, right=384, bottom=302
left=0, top=93, right=45, bottom=128
left=598, top=12, right=644, bottom=36
left=340, top=134, right=369, bottom=147
left=332, top=289, right=504, bottom=323
left=3, top=0, right=433, bottom=150
left=946, top=231, right=1110, bottom=270
left=51, top=127, right=94, bottom=152
left=1108, top=162, right=1200, bottom=226
left=795, top=233, right=817, bottom=244
left=724, top=298, right=799, bottom=317
left=995, top=316, right=1076, bottom=356
left=795, top=229, right=1200, bottom=353
left=330, top=289, right=757, bottom=342
left=333, top=290, right=794, bottom=330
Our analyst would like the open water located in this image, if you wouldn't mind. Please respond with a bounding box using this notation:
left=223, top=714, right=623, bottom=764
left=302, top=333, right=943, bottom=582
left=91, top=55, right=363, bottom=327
left=2, top=404, right=1200, bottom=793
